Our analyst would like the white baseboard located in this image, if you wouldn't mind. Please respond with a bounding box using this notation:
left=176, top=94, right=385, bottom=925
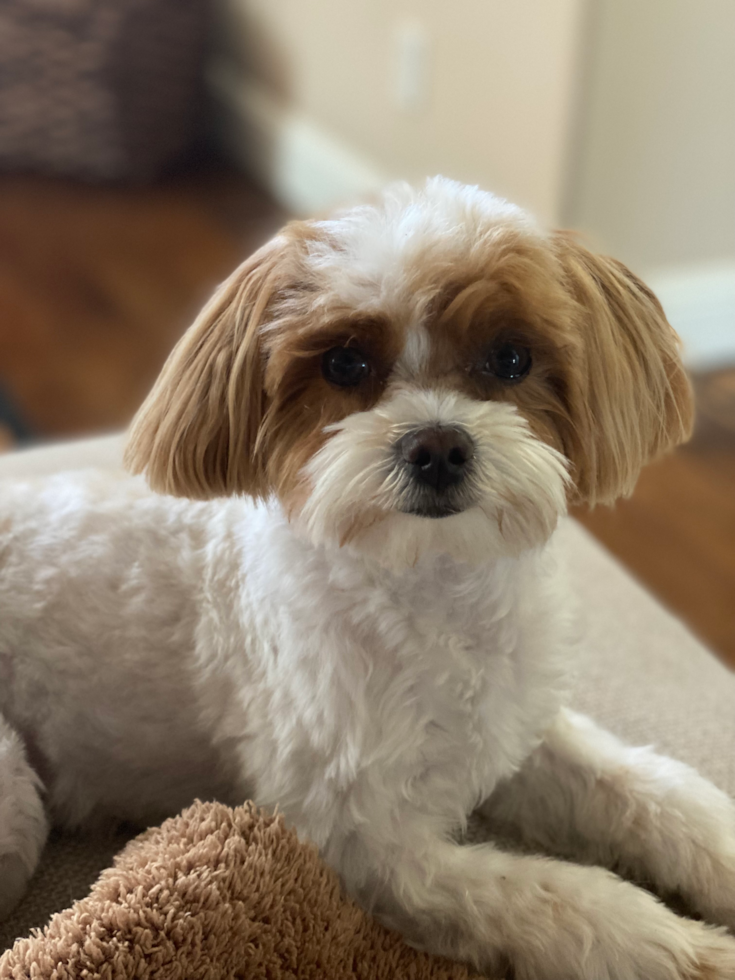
left=208, top=60, right=390, bottom=216
left=647, top=262, right=735, bottom=370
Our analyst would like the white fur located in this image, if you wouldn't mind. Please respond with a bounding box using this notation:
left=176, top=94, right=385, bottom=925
left=2, top=178, right=735, bottom=977
left=309, top=178, right=541, bottom=319
left=399, top=324, right=431, bottom=375
left=0, top=715, right=47, bottom=919
left=299, top=387, right=570, bottom=568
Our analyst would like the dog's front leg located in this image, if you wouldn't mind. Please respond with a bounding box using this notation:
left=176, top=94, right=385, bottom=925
left=335, top=812, right=735, bottom=980
left=481, top=707, right=735, bottom=931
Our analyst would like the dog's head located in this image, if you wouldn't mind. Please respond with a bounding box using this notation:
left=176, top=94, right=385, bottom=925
left=125, top=178, right=693, bottom=567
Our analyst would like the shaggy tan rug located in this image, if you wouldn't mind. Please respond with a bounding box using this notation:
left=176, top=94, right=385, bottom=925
left=0, top=802, right=483, bottom=980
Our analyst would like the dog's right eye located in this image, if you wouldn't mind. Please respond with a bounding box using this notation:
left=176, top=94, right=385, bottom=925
left=322, top=347, right=371, bottom=388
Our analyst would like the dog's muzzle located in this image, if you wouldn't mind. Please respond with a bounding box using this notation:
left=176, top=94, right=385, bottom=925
left=396, top=426, right=475, bottom=518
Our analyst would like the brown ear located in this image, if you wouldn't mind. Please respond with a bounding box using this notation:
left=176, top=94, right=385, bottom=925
left=552, top=232, right=694, bottom=506
left=125, top=235, right=292, bottom=499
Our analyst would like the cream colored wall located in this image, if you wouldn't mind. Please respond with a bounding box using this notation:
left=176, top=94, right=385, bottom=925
left=214, top=0, right=586, bottom=225
left=211, top=0, right=735, bottom=364
left=568, top=0, right=735, bottom=271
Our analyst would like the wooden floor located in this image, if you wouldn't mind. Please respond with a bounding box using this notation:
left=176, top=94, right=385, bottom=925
left=0, top=169, right=733, bottom=666
left=0, top=168, right=285, bottom=438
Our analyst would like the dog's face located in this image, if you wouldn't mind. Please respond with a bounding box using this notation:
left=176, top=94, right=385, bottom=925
left=126, top=178, right=693, bottom=567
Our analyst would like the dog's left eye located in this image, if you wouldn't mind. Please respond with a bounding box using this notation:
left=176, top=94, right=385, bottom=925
left=322, top=347, right=371, bottom=387
left=482, top=342, right=532, bottom=383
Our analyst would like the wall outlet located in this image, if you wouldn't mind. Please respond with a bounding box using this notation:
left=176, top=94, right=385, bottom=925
left=394, top=20, right=431, bottom=114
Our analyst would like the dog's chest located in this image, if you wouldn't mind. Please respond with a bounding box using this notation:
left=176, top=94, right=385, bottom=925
left=356, top=571, right=549, bottom=801
left=240, top=539, right=568, bottom=828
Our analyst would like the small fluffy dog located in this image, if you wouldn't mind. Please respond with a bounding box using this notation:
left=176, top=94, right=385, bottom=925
left=2, top=178, right=735, bottom=979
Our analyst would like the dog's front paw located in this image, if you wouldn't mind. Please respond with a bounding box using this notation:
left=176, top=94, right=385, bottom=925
left=678, top=920, right=735, bottom=980
left=589, top=898, right=735, bottom=980
left=507, top=869, right=735, bottom=980
left=654, top=778, right=735, bottom=934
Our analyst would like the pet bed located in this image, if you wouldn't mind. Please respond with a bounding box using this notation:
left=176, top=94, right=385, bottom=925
left=0, top=802, right=479, bottom=980
left=2, top=435, right=735, bottom=973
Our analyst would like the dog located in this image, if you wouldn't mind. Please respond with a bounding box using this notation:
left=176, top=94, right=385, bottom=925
left=2, top=177, right=735, bottom=979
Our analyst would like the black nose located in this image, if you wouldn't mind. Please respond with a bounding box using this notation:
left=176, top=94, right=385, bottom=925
left=399, top=427, right=473, bottom=493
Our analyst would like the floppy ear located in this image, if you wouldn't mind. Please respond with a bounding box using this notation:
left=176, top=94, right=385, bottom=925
left=125, top=235, right=292, bottom=499
left=552, top=232, right=694, bottom=506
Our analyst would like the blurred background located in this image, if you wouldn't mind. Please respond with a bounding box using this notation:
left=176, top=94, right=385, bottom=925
left=0, top=0, right=733, bottom=662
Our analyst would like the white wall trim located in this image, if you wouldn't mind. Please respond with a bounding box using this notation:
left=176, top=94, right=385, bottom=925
left=208, top=60, right=391, bottom=217
left=646, top=262, right=735, bottom=370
